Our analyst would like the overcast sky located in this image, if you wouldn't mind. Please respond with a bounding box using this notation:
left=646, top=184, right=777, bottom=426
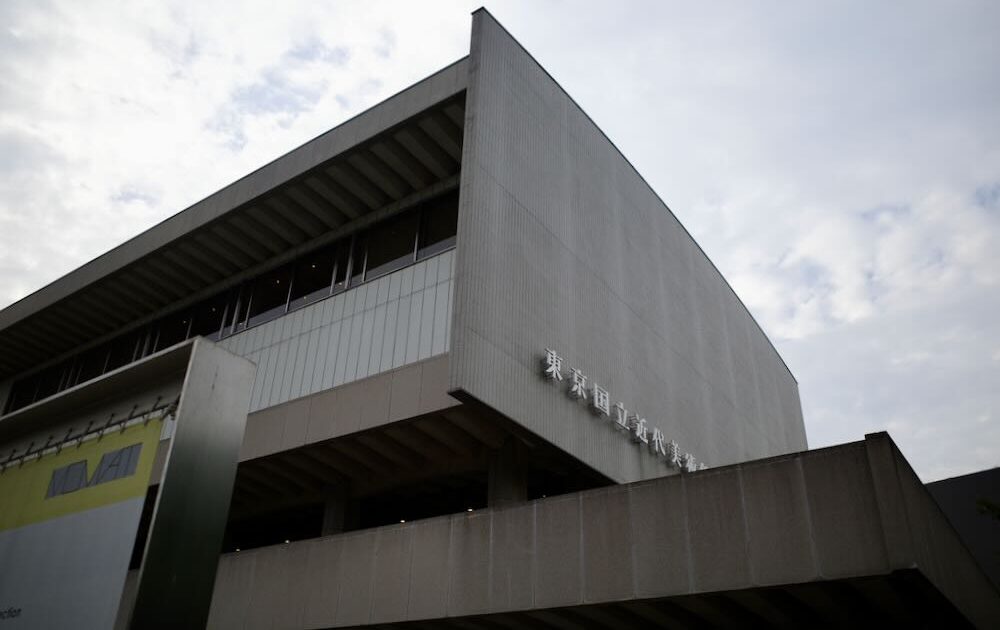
left=2, top=1, right=998, bottom=481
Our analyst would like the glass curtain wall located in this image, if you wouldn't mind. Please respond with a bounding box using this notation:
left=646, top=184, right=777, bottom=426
left=3, top=191, right=459, bottom=414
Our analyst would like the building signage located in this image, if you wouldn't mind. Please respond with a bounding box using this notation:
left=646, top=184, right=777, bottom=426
left=0, top=413, right=164, bottom=629
left=541, top=348, right=706, bottom=472
left=46, top=442, right=144, bottom=498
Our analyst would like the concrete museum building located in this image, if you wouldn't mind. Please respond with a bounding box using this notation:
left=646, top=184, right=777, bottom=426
left=0, top=9, right=998, bottom=629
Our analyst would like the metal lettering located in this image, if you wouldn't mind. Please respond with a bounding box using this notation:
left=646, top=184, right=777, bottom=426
left=651, top=427, right=668, bottom=456
left=629, top=414, right=649, bottom=444
left=542, top=348, right=564, bottom=382
left=613, top=402, right=629, bottom=431
left=568, top=368, right=587, bottom=400
left=538, top=348, right=707, bottom=472
left=591, top=385, right=610, bottom=416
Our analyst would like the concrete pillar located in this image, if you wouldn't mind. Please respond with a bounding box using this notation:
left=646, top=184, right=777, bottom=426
left=321, top=485, right=356, bottom=535
left=489, top=437, right=528, bottom=507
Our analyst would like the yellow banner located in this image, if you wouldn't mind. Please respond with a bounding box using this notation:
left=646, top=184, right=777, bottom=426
left=0, top=418, right=163, bottom=532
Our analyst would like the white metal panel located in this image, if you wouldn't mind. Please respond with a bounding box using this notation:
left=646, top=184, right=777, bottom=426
left=419, top=283, right=436, bottom=359
left=380, top=300, right=400, bottom=373
left=328, top=319, right=344, bottom=388
left=288, top=334, right=308, bottom=402
left=270, top=341, right=289, bottom=405
left=221, top=251, right=453, bottom=412
left=392, top=295, right=411, bottom=370
left=404, top=292, right=422, bottom=366
left=356, top=307, right=376, bottom=380
left=300, top=329, right=318, bottom=399
left=369, top=304, right=388, bottom=377
left=432, top=281, right=450, bottom=356
left=344, top=313, right=364, bottom=384
left=312, top=327, right=330, bottom=393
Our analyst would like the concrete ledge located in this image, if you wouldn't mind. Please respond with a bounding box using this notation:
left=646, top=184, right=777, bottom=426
left=206, top=433, right=1000, bottom=628
left=238, top=354, right=457, bottom=461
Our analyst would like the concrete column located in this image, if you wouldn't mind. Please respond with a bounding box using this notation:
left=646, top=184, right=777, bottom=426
left=489, top=438, right=528, bottom=507
left=321, top=485, right=356, bottom=535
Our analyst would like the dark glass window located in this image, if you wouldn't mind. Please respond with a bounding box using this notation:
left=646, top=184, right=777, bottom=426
left=288, top=248, right=335, bottom=311
left=154, top=312, right=191, bottom=351
left=246, top=264, right=292, bottom=328
left=230, top=286, right=250, bottom=333
left=75, top=345, right=109, bottom=385
left=332, top=242, right=350, bottom=294
left=349, top=234, right=367, bottom=287
left=106, top=332, right=142, bottom=372
left=365, top=211, right=419, bottom=280
left=56, top=358, right=77, bottom=391
left=34, top=364, right=65, bottom=401
left=6, top=375, right=39, bottom=412
left=134, top=328, right=154, bottom=360
left=417, top=193, right=459, bottom=260
left=190, top=293, right=229, bottom=341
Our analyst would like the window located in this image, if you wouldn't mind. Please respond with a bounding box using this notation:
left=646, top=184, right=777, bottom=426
left=417, top=192, right=459, bottom=260
left=230, top=286, right=250, bottom=333
left=34, top=364, right=65, bottom=401
left=154, top=312, right=191, bottom=352
left=349, top=234, right=366, bottom=288
left=288, top=247, right=335, bottom=311
left=106, top=331, right=143, bottom=372
left=332, top=242, right=350, bottom=294
left=364, top=211, right=419, bottom=280
left=246, top=264, right=292, bottom=328
left=3, top=190, right=464, bottom=416
left=6, top=374, right=38, bottom=412
left=74, top=345, right=109, bottom=385
left=190, top=293, right=230, bottom=341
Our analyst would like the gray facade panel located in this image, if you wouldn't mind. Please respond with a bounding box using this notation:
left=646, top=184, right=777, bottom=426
left=447, top=512, right=492, bottom=617
left=301, top=536, right=344, bottom=629
left=405, top=518, right=451, bottom=619
left=201, top=435, right=1000, bottom=627
left=239, top=355, right=457, bottom=462
left=369, top=526, right=413, bottom=624
left=581, top=486, right=634, bottom=603
left=801, top=443, right=889, bottom=578
left=449, top=11, right=806, bottom=483
left=488, top=501, right=536, bottom=612
left=217, top=250, right=454, bottom=413
left=333, top=532, right=377, bottom=626
left=741, top=457, right=819, bottom=585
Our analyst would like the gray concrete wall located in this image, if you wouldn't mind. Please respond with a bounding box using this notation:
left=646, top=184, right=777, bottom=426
left=200, top=434, right=1000, bottom=629
left=865, top=434, right=1000, bottom=628
left=237, top=353, right=456, bottom=462
left=127, top=339, right=255, bottom=629
left=449, top=10, right=806, bottom=483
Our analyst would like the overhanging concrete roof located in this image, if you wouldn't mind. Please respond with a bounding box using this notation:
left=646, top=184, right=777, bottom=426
left=0, top=58, right=468, bottom=380
left=198, top=433, right=1000, bottom=629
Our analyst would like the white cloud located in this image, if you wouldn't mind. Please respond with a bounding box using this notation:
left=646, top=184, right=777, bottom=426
left=1, top=0, right=998, bottom=481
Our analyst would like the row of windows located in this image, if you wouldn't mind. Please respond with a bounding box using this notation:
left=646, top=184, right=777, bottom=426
left=4, top=192, right=459, bottom=414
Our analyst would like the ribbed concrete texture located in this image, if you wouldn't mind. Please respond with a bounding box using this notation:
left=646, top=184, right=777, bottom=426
left=201, top=434, right=1000, bottom=629
left=449, top=9, right=806, bottom=484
